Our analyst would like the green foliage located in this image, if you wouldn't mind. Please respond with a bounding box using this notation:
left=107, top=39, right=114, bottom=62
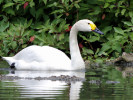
left=33, top=18, right=69, bottom=51
left=78, top=0, right=133, bottom=61
left=0, top=0, right=132, bottom=62
left=0, top=17, right=35, bottom=56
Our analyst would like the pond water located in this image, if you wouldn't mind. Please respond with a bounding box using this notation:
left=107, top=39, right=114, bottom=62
left=0, top=60, right=133, bottom=100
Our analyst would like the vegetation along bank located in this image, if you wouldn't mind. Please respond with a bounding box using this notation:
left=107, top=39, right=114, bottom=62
left=0, top=0, right=133, bottom=63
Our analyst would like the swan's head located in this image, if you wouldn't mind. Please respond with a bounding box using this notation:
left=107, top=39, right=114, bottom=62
left=74, top=19, right=104, bottom=35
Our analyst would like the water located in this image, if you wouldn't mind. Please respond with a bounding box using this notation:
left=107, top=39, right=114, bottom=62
left=0, top=60, right=133, bottom=100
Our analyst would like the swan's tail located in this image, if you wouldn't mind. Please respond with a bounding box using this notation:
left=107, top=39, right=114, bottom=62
left=2, top=57, right=15, bottom=66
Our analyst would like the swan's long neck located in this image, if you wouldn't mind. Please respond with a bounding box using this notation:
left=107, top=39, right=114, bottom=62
left=69, top=25, right=85, bottom=70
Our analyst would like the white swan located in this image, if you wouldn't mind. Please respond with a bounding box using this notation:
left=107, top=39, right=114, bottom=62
left=2, top=19, right=104, bottom=70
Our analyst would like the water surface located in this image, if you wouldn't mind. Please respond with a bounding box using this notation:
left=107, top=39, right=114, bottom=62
left=0, top=60, right=133, bottom=100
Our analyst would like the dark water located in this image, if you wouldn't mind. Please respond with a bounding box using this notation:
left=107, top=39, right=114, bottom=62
left=0, top=60, right=133, bottom=100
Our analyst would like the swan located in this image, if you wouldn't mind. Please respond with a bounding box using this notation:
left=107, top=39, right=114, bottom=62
left=2, top=19, right=104, bottom=70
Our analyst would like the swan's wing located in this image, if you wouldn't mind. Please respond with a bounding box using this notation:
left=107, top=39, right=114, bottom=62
left=14, top=45, right=70, bottom=63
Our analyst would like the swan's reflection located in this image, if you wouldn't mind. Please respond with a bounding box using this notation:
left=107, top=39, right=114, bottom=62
left=6, top=70, right=85, bottom=100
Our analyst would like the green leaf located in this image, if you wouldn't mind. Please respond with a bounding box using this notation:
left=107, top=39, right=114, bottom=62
left=47, top=2, right=58, bottom=7
left=51, top=9, right=65, bottom=14
left=36, top=8, right=43, bottom=20
left=3, top=3, right=14, bottom=8
left=16, top=4, right=20, bottom=10
left=98, top=51, right=108, bottom=56
left=26, top=19, right=32, bottom=28
left=92, top=7, right=101, bottom=15
left=112, top=43, right=121, bottom=53
left=114, top=27, right=124, bottom=34
left=4, top=8, right=15, bottom=15
left=131, top=18, right=133, bottom=24
left=109, top=5, right=115, bottom=9
left=74, top=4, right=80, bottom=8
left=87, top=49, right=94, bottom=54
left=12, top=41, right=17, bottom=49
left=121, top=9, right=126, bottom=15
left=89, top=36, right=99, bottom=42
left=129, top=11, right=133, bottom=18
left=129, top=32, right=133, bottom=41
left=102, top=26, right=112, bottom=34
left=35, top=35, right=45, bottom=43
left=115, top=36, right=123, bottom=40
left=30, top=1, right=35, bottom=7
left=95, top=48, right=99, bottom=55
left=82, top=47, right=94, bottom=55
left=0, top=22, right=9, bottom=32
left=22, top=44, right=27, bottom=48
left=104, top=3, right=109, bottom=8
left=79, top=35, right=88, bottom=41
left=59, top=34, right=64, bottom=41
left=30, top=7, right=36, bottom=17
left=106, top=0, right=115, bottom=2
left=123, top=21, right=133, bottom=26
left=101, top=43, right=111, bottom=51
left=95, top=58, right=103, bottom=63
left=43, top=0, right=47, bottom=5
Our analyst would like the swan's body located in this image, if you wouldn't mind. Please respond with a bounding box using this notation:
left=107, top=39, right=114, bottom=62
left=2, top=19, right=103, bottom=70
left=3, top=46, right=71, bottom=70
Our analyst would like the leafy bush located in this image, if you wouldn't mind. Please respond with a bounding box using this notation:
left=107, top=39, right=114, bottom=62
left=0, top=0, right=132, bottom=62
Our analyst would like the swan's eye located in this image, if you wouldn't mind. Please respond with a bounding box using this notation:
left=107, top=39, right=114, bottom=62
left=88, top=23, right=90, bottom=25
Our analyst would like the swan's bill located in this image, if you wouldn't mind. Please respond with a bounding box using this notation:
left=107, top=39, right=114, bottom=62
left=93, top=27, right=104, bottom=35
